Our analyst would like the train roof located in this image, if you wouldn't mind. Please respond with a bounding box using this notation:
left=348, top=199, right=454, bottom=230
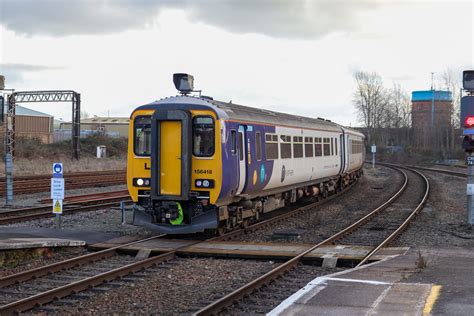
left=134, top=95, right=363, bottom=136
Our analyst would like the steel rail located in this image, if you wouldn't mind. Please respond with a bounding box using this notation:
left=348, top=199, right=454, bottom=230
left=0, top=235, right=169, bottom=314
left=194, top=166, right=409, bottom=315
left=0, top=199, right=131, bottom=225
left=407, top=165, right=465, bottom=178
left=356, top=165, right=430, bottom=267
left=0, top=173, right=365, bottom=314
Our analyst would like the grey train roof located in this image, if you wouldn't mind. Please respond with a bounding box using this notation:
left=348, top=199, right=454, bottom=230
left=136, top=95, right=363, bottom=135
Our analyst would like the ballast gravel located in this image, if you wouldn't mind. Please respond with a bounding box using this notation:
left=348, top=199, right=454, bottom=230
left=48, top=257, right=282, bottom=315
left=237, top=165, right=404, bottom=244
left=393, top=170, right=474, bottom=248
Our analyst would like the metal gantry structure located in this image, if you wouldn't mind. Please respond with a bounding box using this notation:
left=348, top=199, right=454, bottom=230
left=6, top=90, right=81, bottom=159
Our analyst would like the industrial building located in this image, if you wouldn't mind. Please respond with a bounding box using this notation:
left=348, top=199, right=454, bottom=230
left=1, top=105, right=54, bottom=143
left=411, top=90, right=452, bottom=151
left=59, top=116, right=129, bottom=138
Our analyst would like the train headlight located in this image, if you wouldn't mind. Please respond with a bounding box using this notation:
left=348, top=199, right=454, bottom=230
left=195, top=179, right=214, bottom=188
left=133, top=178, right=151, bottom=187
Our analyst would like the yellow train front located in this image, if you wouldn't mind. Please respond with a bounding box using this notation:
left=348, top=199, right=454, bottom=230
left=127, top=96, right=223, bottom=234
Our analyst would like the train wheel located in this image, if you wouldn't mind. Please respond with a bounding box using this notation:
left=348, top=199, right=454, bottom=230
left=216, top=227, right=227, bottom=236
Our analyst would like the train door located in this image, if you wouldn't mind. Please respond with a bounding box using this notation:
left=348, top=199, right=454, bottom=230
left=236, top=125, right=247, bottom=195
left=339, top=133, right=345, bottom=174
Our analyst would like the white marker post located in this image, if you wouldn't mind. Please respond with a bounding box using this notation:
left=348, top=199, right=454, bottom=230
left=371, top=144, right=376, bottom=168
left=51, top=163, right=64, bottom=228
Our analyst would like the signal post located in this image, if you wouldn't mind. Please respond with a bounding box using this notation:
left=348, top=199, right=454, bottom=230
left=460, top=70, right=474, bottom=225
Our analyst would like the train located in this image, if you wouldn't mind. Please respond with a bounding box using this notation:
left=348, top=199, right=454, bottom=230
left=127, top=74, right=365, bottom=234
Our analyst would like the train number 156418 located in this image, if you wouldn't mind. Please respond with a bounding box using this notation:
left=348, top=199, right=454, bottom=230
left=194, top=169, right=213, bottom=175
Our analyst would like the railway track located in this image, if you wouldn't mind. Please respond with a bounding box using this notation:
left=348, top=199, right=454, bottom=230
left=0, top=170, right=126, bottom=196
left=0, top=190, right=130, bottom=225
left=194, top=165, right=429, bottom=315
left=0, top=176, right=363, bottom=314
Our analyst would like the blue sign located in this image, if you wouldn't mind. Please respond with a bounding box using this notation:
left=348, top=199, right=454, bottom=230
left=53, top=163, right=63, bottom=178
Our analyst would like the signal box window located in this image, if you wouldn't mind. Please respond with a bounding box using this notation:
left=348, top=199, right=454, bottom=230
left=280, top=135, right=292, bottom=159
left=265, top=134, right=278, bottom=160
left=134, top=116, right=151, bottom=156
left=193, top=116, right=215, bottom=157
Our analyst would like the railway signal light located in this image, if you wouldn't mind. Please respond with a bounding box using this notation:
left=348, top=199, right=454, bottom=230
left=463, top=70, right=474, bottom=91
left=462, top=71, right=474, bottom=153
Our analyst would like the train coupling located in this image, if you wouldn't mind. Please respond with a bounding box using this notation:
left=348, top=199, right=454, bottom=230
left=157, top=201, right=184, bottom=224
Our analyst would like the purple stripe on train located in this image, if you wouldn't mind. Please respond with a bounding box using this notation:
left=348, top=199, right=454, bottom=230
left=219, top=122, right=275, bottom=199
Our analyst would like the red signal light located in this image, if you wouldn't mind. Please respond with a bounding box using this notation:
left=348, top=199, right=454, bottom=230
left=465, top=116, right=474, bottom=128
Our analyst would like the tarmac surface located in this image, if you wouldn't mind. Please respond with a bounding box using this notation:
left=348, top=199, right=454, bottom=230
left=0, top=227, right=119, bottom=244
left=270, top=246, right=474, bottom=315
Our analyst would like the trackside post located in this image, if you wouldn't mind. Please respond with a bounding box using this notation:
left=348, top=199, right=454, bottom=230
left=371, top=144, right=376, bottom=168
left=460, top=70, right=474, bottom=225
left=51, top=163, right=64, bottom=228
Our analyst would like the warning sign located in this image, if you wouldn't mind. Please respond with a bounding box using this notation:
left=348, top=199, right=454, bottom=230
left=53, top=199, right=63, bottom=214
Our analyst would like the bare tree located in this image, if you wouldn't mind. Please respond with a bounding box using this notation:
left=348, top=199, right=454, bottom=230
left=441, top=68, right=461, bottom=128
left=353, top=71, right=387, bottom=144
left=387, top=83, right=411, bottom=128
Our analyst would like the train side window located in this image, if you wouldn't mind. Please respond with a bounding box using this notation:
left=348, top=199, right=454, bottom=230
left=305, top=137, right=314, bottom=157
left=330, top=138, right=334, bottom=156
left=238, top=132, right=244, bottom=161
left=256, top=132, right=262, bottom=161
left=293, top=136, right=303, bottom=158
left=231, top=130, right=237, bottom=155
left=323, top=138, right=330, bottom=156
left=335, top=138, right=338, bottom=155
left=193, top=116, right=215, bottom=157
left=134, top=116, right=151, bottom=156
left=314, top=137, right=322, bottom=157
left=265, top=133, right=278, bottom=160
left=280, top=135, right=292, bottom=159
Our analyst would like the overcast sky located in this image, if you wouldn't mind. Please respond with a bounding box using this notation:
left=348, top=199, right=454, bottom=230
left=0, top=0, right=472, bottom=126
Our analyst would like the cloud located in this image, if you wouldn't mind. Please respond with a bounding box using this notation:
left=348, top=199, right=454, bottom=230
left=0, top=63, right=62, bottom=85
left=0, top=0, right=378, bottom=39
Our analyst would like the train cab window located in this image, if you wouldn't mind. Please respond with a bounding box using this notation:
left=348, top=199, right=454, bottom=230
left=314, top=137, right=322, bottom=157
left=323, top=138, right=330, bottom=156
left=231, top=130, right=237, bottom=155
left=280, top=135, right=292, bottom=159
left=265, top=134, right=278, bottom=160
left=293, top=136, right=303, bottom=158
left=305, top=137, right=314, bottom=157
left=193, top=116, right=215, bottom=157
left=134, top=116, right=151, bottom=156
left=256, top=132, right=262, bottom=161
